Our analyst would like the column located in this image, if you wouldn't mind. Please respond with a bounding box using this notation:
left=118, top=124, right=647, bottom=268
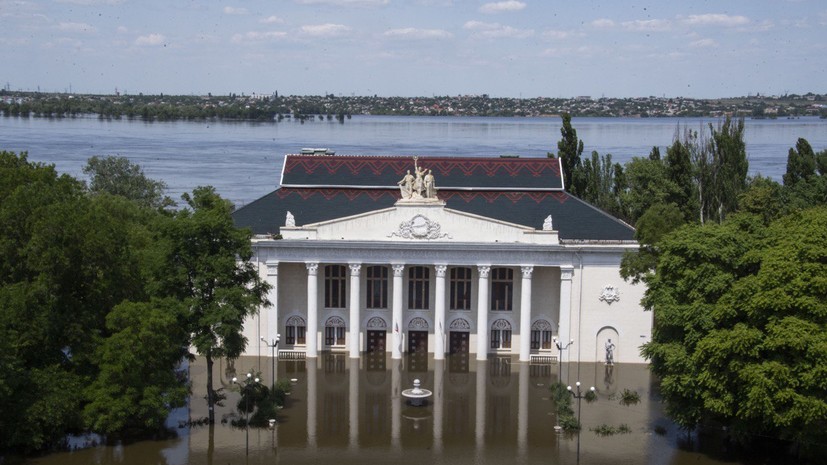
left=391, top=358, right=402, bottom=448
left=307, top=357, right=318, bottom=447
left=475, top=360, right=488, bottom=449
left=519, top=266, right=533, bottom=362
left=306, top=262, right=319, bottom=358
left=349, top=263, right=362, bottom=359
left=392, top=264, right=405, bottom=360
left=476, top=266, right=490, bottom=361
left=265, top=261, right=279, bottom=353
left=348, top=357, right=359, bottom=448
left=433, top=358, right=445, bottom=452
left=517, top=363, right=529, bottom=460
left=434, top=265, right=447, bottom=360
left=558, top=266, right=574, bottom=364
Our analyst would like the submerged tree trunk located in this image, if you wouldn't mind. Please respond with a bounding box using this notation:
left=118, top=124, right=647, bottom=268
left=206, top=350, right=215, bottom=424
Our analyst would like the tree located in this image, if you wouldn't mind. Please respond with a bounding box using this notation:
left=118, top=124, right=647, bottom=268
left=619, top=202, right=685, bottom=284
left=0, top=151, right=156, bottom=451
left=707, top=117, right=748, bottom=223
left=151, top=186, right=270, bottom=424
left=554, top=113, right=585, bottom=195
left=83, top=155, right=172, bottom=209
left=664, top=137, right=697, bottom=221
left=642, top=208, right=827, bottom=459
left=783, top=138, right=817, bottom=186
left=83, top=299, right=190, bottom=437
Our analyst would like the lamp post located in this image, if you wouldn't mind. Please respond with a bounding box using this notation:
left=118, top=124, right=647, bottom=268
left=232, top=372, right=260, bottom=456
left=567, top=381, right=595, bottom=465
left=261, top=334, right=281, bottom=389
left=553, top=337, right=574, bottom=384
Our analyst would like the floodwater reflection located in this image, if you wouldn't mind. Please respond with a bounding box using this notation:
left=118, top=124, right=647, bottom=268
left=28, top=354, right=757, bottom=465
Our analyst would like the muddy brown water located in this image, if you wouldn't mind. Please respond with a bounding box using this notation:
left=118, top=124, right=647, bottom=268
left=27, top=354, right=769, bottom=465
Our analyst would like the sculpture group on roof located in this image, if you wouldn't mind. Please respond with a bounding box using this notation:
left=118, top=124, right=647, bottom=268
left=398, top=156, right=438, bottom=200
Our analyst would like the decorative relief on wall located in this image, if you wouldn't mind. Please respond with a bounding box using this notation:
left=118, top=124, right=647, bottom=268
left=532, top=319, right=552, bottom=331
left=492, top=319, right=512, bottom=330
left=326, top=316, right=346, bottom=327
left=599, top=285, right=621, bottom=304
left=367, top=317, right=387, bottom=329
left=286, top=315, right=306, bottom=326
left=449, top=318, right=471, bottom=330
left=388, top=214, right=451, bottom=240
left=408, top=317, right=429, bottom=330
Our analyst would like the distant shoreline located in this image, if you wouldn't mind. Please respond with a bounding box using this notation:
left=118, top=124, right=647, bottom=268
left=2, top=90, right=825, bottom=121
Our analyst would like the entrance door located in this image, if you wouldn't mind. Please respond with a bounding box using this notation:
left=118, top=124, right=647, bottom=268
left=448, top=331, right=470, bottom=373
left=366, top=330, right=386, bottom=353
left=449, top=331, right=469, bottom=355
left=408, top=330, right=428, bottom=354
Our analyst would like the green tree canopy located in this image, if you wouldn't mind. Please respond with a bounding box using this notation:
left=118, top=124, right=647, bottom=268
left=151, top=186, right=270, bottom=424
left=83, top=155, right=172, bottom=209
left=642, top=208, right=827, bottom=458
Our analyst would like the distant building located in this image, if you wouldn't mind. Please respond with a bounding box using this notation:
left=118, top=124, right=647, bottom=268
left=233, top=154, right=651, bottom=364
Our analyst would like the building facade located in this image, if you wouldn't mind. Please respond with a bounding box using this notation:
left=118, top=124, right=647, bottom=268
left=233, top=155, right=651, bottom=364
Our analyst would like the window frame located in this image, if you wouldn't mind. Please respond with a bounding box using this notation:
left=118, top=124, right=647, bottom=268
left=366, top=265, right=389, bottom=309
left=408, top=266, right=430, bottom=310
left=449, top=267, right=472, bottom=311
left=490, top=267, right=514, bottom=311
left=324, top=265, right=347, bottom=309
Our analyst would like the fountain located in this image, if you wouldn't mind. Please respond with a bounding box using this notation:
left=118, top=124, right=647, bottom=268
left=401, top=379, right=433, bottom=406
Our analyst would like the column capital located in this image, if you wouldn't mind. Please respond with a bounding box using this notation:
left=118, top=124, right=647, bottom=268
left=392, top=264, right=405, bottom=277
left=349, top=263, right=362, bottom=276
left=477, top=265, right=491, bottom=278
left=560, top=266, right=574, bottom=281
left=266, top=261, right=279, bottom=276
left=306, top=262, right=319, bottom=276
left=520, top=265, right=534, bottom=279
left=435, top=264, right=448, bottom=278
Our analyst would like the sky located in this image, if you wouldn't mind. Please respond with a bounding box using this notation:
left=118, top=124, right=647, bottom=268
left=2, top=0, right=826, bottom=98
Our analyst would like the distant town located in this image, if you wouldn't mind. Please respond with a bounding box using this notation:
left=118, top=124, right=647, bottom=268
left=1, top=89, right=825, bottom=122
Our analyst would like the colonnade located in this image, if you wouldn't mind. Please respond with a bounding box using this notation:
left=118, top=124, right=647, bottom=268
left=262, top=262, right=576, bottom=362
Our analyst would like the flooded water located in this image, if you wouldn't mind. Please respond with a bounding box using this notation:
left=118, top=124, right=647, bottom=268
left=27, top=355, right=766, bottom=465
left=2, top=115, right=825, bottom=208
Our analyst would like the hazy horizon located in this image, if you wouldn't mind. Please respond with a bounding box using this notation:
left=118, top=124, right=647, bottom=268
left=2, top=1, right=825, bottom=99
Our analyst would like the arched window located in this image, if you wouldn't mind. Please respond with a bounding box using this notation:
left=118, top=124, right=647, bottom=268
left=324, top=316, right=346, bottom=347
left=490, top=319, right=512, bottom=349
left=285, top=315, right=307, bottom=345
left=324, top=265, right=347, bottom=309
left=531, top=319, right=553, bottom=350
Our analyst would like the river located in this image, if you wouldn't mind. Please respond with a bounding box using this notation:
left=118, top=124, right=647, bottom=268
left=1, top=115, right=825, bottom=208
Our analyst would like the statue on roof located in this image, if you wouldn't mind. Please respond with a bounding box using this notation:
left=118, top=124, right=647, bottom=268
left=398, top=156, right=439, bottom=201
left=543, top=215, right=553, bottom=230
left=285, top=211, right=295, bottom=227
left=398, top=170, right=415, bottom=199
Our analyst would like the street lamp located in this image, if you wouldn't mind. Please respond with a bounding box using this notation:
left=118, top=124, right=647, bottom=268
left=261, top=334, right=281, bottom=388
left=232, top=372, right=260, bottom=456
left=552, top=337, right=574, bottom=384
left=567, top=381, right=595, bottom=465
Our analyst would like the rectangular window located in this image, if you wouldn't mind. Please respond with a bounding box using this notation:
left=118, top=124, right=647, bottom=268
left=325, top=265, right=347, bottom=308
left=491, top=329, right=512, bottom=349
left=408, top=266, right=430, bottom=310
left=449, top=267, right=472, bottom=310
left=286, top=326, right=296, bottom=345
left=490, top=267, right=513, bottom=311
left=325, top=326, right=346, bottom=346
left=541, top=330, right=551, bottom=349
left=366, top=266, right=388, bottom=309
left=530, top=330, right=540, bottom=350
left=297, top=326, right=306, bottom=345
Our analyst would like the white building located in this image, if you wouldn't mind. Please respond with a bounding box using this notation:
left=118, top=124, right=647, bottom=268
left=234, top=154, right=651, bottom=364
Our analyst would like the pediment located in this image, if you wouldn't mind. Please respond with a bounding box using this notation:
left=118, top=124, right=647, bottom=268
left=280, top=202, right=558, bottom=245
